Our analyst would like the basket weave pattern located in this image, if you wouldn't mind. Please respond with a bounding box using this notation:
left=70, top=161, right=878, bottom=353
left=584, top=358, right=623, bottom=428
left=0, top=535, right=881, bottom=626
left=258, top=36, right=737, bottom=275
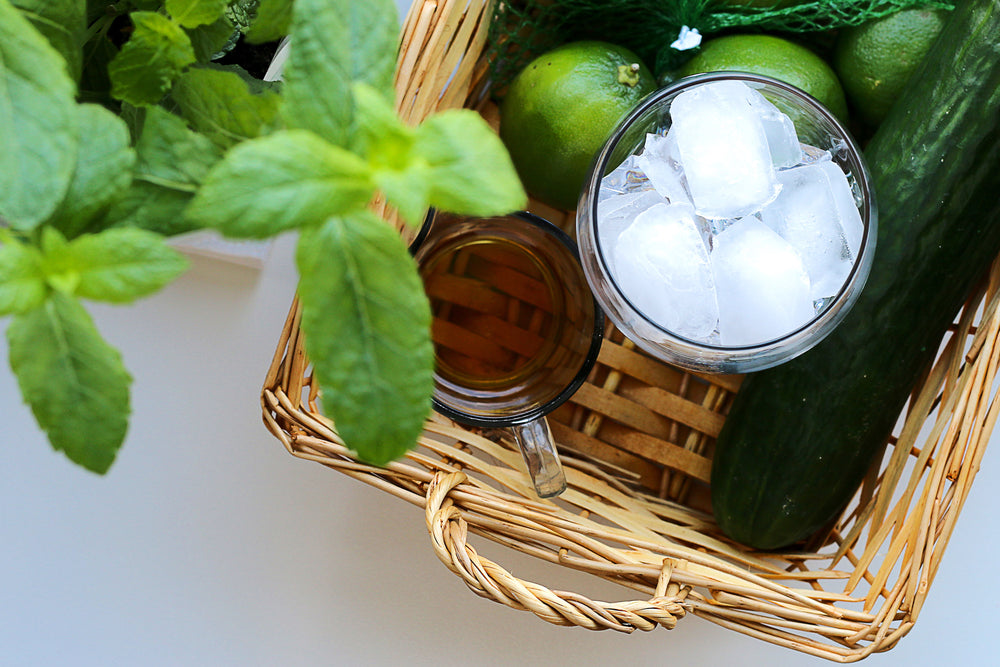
left=261, top=1, right=1000, bottom=661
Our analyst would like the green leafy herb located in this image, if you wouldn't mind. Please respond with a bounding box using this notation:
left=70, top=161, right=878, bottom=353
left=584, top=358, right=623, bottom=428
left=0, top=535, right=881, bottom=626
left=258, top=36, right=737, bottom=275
left=47, top=103, right=137, bottom=239
left=0, top=0, right=78, bottom=230
left=296, top=213, right=434, bottom=465
left=166, top=0, right=228, bottom=29
left=227, top=0, right=259, bottom=33
left=7, top=291, right=132, bottom=474
left=172, top=65, right=281, bottom=148
left=12, top=0, right=86, bottom=82
left=105, top=106, right=223, bottom=236
left=187, top=129, right=374, bottom=237
left=415, top=109, right=528, bottom=217
left=78, top=30, right=117, bottom=105
left=0, top=239, right=47, bottom=316
left=281, top=0, right=397, bottom=149
left=108, top=11, right=195, bottom=106
left=44, top=227, right=189, bottom=304
left=246, top=0, right=291, bottom=43
left=132, top=106, right=223, bottom=190
left=351, top=82, right=527, bottom=226
left=1, top=0, right=526, bottom=473
left=185, top=14, right=237, bottom=61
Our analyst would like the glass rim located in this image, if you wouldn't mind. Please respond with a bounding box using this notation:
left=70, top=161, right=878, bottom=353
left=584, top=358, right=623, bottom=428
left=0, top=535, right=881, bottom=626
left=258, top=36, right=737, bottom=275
left=586, top=70, right=876, bottom=355
left=415, top=208, right=605, bottom=428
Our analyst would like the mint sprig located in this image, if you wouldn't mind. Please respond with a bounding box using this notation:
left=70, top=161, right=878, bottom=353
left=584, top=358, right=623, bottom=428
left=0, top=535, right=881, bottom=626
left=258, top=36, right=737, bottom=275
left=0, top=224, right=188, bottom=473
left=189, top=0, right=525, bottom=465
left=1, top=0, right=527, bottom=472
left=108, top=11, right=197, bottom=106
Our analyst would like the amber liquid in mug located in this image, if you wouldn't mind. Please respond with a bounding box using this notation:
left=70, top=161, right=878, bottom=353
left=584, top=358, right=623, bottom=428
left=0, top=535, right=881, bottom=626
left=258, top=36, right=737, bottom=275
left=417, top=222, right=596, bottom=419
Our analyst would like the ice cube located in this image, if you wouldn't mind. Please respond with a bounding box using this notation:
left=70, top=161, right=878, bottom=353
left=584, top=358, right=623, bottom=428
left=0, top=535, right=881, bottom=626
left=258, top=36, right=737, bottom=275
left=760, top=161, right=863, bottom=301
left=635, top=131, right=691, bottom=205
left=819, top=160, right=864, bottom=259
left=799, top=142, right=833, bottom=166
left=599, top=154, right=653, bottom=202
left=746, top=92, right=802, bottom=168
left=612, top=202, right=719, bottom=339
left=711, top=218, right=815, bottom=346
left=696, top=213, right=745, bottom=249
left=670, top=80, right=779, bottom=219
left=597, top=189, right=668, bottom=258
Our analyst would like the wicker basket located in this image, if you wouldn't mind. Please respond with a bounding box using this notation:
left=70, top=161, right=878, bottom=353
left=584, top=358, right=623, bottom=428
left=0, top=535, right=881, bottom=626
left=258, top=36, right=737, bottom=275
left=261, top=1, right=1000, bottom=661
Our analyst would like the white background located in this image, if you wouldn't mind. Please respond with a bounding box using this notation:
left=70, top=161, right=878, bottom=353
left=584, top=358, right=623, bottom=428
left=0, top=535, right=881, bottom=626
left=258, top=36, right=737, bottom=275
left=3, top=2, right=998, bottom=665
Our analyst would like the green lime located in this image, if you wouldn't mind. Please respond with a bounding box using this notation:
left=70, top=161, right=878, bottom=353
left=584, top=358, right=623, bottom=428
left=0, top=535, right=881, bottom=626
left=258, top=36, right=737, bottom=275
left=499, top=41, right=656, bottom=211
left=833, top=9, right=947, bottom=126
left=677, top=34, right=849, bottom=123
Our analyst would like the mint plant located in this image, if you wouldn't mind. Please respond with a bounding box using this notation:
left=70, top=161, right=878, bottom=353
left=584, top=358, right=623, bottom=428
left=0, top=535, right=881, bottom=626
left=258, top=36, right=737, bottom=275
left=0, top=0, right=527, bottom=472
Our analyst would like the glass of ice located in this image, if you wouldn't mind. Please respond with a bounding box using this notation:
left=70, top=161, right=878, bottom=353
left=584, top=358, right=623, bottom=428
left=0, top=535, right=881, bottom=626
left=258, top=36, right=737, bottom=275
left=576, top=72, right=877, bottom=374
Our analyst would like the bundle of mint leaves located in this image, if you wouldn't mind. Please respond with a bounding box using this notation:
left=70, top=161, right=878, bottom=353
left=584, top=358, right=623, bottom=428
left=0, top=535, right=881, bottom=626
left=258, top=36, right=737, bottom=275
left=0, top=0, right=526, bottom=473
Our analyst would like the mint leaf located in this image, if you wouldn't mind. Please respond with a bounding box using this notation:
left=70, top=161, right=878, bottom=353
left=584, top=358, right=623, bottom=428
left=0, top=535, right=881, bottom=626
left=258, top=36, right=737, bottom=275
left=108, top=11, right=196, bottom=106
left=119, top=102, right=146, bottom=142
left=226, top=0, right=258, bottom=33
left=79, top=31, right=117, bottom=105
left=325, top=0, right=397, bottom=96
left=185, top=14, right=236, bottom=61
left=245, top=0, right=290, bottom=44
left=44, top=228, right=189, bottom=303
left=375, top=166, right=433, bottom=228
left=0, top=0, right=78, bottom=230
left=415, top=109, right=527, bottom=216
left=0, top=239, right=47, bottom=315
left=133, top=106, right=224, bottom=189
left=172, top=66, right=281, bottom=149
left=104, top=184, right=196, bottom=237
left=282, top=0, right=399, bottom=148
left=296, top=212, right=434, bottom=465
left=37, top=227, right=78, bottom=294
left=347, top=84, right=527, bottom=225
left=12, top=0, right=86, bottom=82
left=349, top=82, right=429, bottom=226
left=104, top=106, right=223, bottom=236
left=350, top=82, right=414, bottom=166
left=167, top=0, right=227, bottom=29
left=187, top=129, right=374, bottom=238
left=48, top=103, right=136, bottom=239
left=7, top=291, right=132, bottom=474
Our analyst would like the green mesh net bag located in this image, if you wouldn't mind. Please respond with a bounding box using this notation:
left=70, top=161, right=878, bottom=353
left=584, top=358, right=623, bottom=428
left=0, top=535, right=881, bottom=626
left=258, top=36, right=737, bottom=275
left=486, top=0, right=953, bottom=90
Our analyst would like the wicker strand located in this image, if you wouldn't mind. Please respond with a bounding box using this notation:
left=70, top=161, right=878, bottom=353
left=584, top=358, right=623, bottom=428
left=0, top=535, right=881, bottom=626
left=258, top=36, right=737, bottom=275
left=424, top=471, right=690, bottom=632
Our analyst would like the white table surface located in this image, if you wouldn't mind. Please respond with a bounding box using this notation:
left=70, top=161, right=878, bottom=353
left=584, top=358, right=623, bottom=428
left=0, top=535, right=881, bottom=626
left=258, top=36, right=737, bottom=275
left=4, top=3, right=999, bottom=664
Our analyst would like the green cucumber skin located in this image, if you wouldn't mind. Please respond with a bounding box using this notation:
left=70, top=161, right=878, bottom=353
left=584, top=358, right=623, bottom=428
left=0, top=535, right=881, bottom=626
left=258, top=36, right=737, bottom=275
left=711, top=0, right=1000, bottom=551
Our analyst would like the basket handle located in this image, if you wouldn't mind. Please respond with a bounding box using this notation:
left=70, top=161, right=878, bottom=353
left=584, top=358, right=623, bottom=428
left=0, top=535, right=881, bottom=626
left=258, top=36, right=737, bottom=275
left=424, top=471, right=691, bottom=632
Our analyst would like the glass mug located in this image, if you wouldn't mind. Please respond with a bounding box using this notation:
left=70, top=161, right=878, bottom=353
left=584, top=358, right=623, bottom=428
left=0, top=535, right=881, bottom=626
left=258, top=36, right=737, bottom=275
left=411, top=210, right=604, bottom=497
left=576, top=72, right=877, bottom=374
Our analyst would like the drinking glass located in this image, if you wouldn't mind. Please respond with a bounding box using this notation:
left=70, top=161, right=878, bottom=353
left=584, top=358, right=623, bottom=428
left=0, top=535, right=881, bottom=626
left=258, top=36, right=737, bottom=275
left=576, top=72, right=877, bottom=373
left=412, top=210, right=604, bottom=497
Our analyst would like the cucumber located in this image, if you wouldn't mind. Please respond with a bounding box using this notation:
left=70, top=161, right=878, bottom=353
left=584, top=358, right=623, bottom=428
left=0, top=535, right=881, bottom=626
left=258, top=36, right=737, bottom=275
left=710, top=0, right=1000, bottom=550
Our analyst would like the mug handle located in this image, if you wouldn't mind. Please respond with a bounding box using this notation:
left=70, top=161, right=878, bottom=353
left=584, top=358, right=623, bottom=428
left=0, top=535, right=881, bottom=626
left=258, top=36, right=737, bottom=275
left=511, top=418, right=567, bottom=498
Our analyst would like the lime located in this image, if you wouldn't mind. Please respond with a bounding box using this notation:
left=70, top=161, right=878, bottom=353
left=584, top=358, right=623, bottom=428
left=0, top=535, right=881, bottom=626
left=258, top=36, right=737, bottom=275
left=677, top=34, right=849, bottom=123
left=833, top=9, right=947, bottom=126
left=499, top=41, right=656, bottom=211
